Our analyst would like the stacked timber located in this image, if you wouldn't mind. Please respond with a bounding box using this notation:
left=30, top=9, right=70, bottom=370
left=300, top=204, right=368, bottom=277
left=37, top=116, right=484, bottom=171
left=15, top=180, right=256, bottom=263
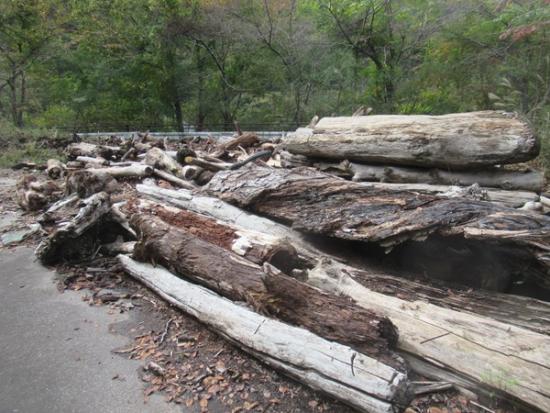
left=282, top=111, right=545, bottom=209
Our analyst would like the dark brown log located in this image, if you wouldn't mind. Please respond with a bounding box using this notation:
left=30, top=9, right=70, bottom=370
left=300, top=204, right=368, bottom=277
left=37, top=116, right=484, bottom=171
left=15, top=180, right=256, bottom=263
left=284, top=111, right=539, bottom=168
left=222, top=132, right=259, bottom=151
left=204, top=165, right=550, bottom=288
left=130, top=213, right=401, bottom=364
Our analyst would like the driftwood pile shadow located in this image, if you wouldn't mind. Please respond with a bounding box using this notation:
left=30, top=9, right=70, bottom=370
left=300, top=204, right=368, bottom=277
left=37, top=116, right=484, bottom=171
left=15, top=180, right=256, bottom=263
left=15, top=111, right=550, bottom=413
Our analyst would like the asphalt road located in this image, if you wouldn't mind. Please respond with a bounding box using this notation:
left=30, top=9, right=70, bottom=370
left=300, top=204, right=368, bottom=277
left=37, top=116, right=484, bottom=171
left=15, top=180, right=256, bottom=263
left=0, top=247, right=183, bottom=413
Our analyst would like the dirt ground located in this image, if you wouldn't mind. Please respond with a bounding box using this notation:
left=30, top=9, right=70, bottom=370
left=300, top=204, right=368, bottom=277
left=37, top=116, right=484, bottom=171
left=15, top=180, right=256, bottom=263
left=0, top=168, right=509, bottom=413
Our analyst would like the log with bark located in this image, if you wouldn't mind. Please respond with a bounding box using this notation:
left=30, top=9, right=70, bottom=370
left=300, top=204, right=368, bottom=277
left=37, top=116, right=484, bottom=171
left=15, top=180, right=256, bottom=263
left=316, top=161, right=544, bottom=192
left=144, top=147, right=184, bottom=177
left=134, top=184, right=550, bottom=334
left=283, top=111, right=539, bottom=168
left=132, top=185, right=550, bottom=411
left=130, top=213, right=400, bottom=364
left=119, top=255, right=411, bottom=413
left=16, top=175, right=63, bottom=211
left=204, top=165, right=550, bottom=288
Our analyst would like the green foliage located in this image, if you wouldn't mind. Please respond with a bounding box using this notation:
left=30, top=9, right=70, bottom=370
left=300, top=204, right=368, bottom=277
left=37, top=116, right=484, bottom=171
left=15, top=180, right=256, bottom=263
left=0, top=0, right=548, bottom=174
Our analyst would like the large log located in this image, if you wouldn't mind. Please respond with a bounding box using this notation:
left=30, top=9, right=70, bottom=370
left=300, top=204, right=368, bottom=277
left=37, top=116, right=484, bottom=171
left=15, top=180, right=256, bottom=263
left=127, top=187, right=550, bottom=404
left=133, top=184, right=550, bottom=335
left=131, top=186, right=550, bottom=410
left=66, top=142, right=122, bottom=160
left=130, top=213, right=400, bottom=363
left=284, top=111, right=539, bottom=168
left=204, top=165, right=550, bottom=288
left=119, top=255, right=411, bottom=413
left=306, top=259, right=550, bottom=412
left=316, top=161, right=544, bottom=192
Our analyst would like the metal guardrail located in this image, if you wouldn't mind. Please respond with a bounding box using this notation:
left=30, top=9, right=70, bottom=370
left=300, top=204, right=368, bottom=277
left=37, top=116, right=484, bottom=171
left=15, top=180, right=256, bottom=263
left=76, top=131, right=289, bottom=141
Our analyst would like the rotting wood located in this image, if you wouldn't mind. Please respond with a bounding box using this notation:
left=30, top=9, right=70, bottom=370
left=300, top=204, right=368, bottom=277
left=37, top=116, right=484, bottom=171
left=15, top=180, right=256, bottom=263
left=130, top=213, right=400, bottom=363
left=204, top=165, right=550, bottom=288
left=144, top=147, right=185, bottom=178
left=66, top=142, right=122, bottom=160
left=119, top=255, right=411, bottom=413
left=315, top=161, right=544, bottom=192
left=305, top=258, right=550, bottom=412
left=65, top=170, right=119, bottom=198
left=283, top=111, right=539, bottom=168
left=35, top=192, right=111, bottom=264
left=152, top=168, right=196, bottom=190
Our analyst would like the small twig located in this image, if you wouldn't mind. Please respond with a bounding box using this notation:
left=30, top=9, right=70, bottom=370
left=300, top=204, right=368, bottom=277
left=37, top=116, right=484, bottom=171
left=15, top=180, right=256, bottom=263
left=470, top=400, right=496, bottom=413
left=158, top=318, right=174, bottom=345
left=350, top=352, right=356, bottom=376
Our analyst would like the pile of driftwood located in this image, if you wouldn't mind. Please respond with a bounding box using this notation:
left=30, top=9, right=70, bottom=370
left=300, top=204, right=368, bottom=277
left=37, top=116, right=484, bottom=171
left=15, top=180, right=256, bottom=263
left=14, top=111, right=550, bottom=413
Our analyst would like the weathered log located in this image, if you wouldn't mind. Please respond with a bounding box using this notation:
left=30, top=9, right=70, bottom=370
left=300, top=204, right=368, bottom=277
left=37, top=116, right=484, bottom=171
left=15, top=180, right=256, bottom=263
left=66, top=142, right=122, bottom=160
left=119, top=255, right=411, bottom=413
left=136, top=184, right=550, bottom=334
left=86, top=164, right=153, bottom=178
left=65, top=170, right=119, bottom=198
left=144, top=148, right=184, bottom=178
left=354, top=182, right=538, bottom=209
left=204, top=165, right=550, bottom=288
left=316, top=161, right=544, bottom=192
left=152, top=168, right=196, bottom=190
left=35, top=192, right=111, bottom=264
left=130, top=213, right=400, bottom=363
left=306, top=259, right=550, bottom=412
left=221, top=132, right=259, bottom=151
left=284, top=111, right=539, bottom=168
left=76, top=156, right=109, bottom=166
left=46, top=159, right=65, bottom=179
left=136, top=182, right=550, bottom=409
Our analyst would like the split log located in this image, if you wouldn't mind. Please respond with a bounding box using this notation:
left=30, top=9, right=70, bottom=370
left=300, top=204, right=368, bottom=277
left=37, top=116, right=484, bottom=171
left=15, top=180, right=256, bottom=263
left=133, top=186, right=550, bottom=410
left=316, top=161, right=544, bottom=192
left=35, top=192, right=111, bottom=264
left=284, top=111, right=539, bottom=168
left=130, top=213, right=400, bottom=363
left=66, top=142, right=122, bottom=160
left=204, top=165, right=550, bottom=288
left=46, top=159, right=65, bottom=179
left=119, top=255, right=411, bottom=413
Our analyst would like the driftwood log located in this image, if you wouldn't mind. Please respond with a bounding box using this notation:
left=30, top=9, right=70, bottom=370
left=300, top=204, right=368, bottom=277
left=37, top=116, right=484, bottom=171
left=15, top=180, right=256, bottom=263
left=16, top=175, right=62, bottom=211
left=204, top=165, right=550, bottom=289
left=316, top=161, right=544, bottom=192
left=284, top=111, right=539, bottom=168
left=119, top=256, right=411, bottom=413
left=135, top=184, right=550, bottom=410
left=130, top=213, right=400, bottom=363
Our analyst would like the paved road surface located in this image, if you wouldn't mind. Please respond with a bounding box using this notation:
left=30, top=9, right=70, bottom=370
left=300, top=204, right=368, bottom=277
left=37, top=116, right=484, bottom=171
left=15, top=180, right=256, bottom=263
left=0, top=247, right=183, bottom=413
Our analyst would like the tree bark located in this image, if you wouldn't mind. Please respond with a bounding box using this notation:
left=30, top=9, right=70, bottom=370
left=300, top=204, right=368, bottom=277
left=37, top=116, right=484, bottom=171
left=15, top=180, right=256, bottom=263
left=130, top=213, right=400, bottom=363
left=119, top=255, right=411, bottom=413
left=283, top=111, right=539, bottom=168
left=204, top=165, right=550, bottom=288
left=130, top=185, right=550, bottom=411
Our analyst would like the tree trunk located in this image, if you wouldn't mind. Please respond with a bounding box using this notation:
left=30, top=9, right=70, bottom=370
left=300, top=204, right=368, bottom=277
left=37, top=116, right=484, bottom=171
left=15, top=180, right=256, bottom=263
left=119, top=255, right=411, bottom=413
left=130, top=213, right=400, bottom=364
left=131, top=184, right=550, bottom=411
left=204, top=165, right=550, bottom=288
left=283, top=111, right=539, bottom=168
left=316, top=161, right=544, bottom=192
